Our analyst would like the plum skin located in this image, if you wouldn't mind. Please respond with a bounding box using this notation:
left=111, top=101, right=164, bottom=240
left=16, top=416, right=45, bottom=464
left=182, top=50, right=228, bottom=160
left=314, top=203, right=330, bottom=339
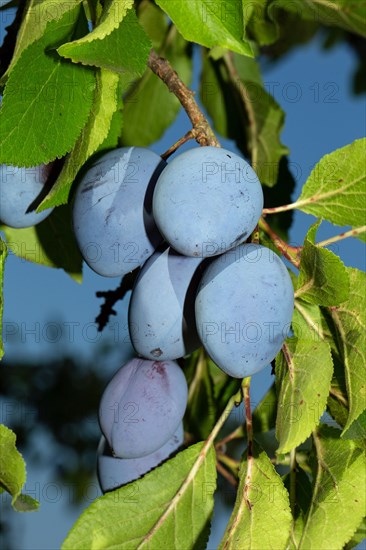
left=99, top=357, right=188, bottom=458
left=195, top=243, right=294, bottom=378
left=128, top=245, right=206, bottom=361
left=0, top=164, right=53, bottom=228
left=152, top=146, right=263, bottom=257
left=97, top=423, right=184, bottom=493
left=72, top=147, right=165, bottom=277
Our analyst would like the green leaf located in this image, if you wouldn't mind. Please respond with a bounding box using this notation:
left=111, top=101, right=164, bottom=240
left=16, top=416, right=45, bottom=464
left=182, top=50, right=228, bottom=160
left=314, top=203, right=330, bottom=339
left=138, top=0, right=167, bottom=50
left=12, top=493, right=39, bottom=512
left=271, top=0, right=366, bottom=38
left=63, top=442, right=216, bottom=549
left=275, top=338, right=333, bottom=454
left=0, top=4, right=96, bottom=167
left=245, top=0, right=278, bottom=45
left=298, top=425, right=366, bottom=549
left=2, top=204, right=82, bottom=282
left=1, top=0, right=84, bottom=82
left=156, top=0, right=253, bottom=56
left=185, top=350, right=217, bottom=439
left=200, top=53, right=288, bottom=186
left=295, top=221, right=350, bottom=306
left=122, top=29, right=192, bottom=146
left=283, top=468, right=312, bottom=548
left=0, top=424, right=39, bottom=511
left=329, top=268, right=366, bottom=435
left=344, top=518, right=366, bottom=550
left=76, top=0, right=133, bottom=42
left=219, top=444, right=292, bottom=550
left=0, top=239, right=7, bottom=361
left=58, top=8, right=151, bottom=77
left=38, top=68, right=120, bottom=210
left=295, top=139, right=366, bottom=230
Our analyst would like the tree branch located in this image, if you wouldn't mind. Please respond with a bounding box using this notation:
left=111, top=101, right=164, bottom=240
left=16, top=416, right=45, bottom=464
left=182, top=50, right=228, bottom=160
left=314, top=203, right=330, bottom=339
left=148, top=49, right=220, bottom=148
left=95, top=270, right=138, bottom=331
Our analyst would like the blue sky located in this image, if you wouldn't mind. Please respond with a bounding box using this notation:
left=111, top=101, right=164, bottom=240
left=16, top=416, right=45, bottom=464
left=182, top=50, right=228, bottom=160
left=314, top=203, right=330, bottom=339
left=1, top=5, right=365, bottom=548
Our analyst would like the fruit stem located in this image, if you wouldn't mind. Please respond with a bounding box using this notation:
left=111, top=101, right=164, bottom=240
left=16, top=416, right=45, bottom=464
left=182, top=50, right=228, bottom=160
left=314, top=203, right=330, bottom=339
left=242, top=377, right=253, bottom=450
left=161, top=130, right=196, bottom=160
left=148, top=49, right=220, bottom=147
left=259, top=216, right=301, bottom=268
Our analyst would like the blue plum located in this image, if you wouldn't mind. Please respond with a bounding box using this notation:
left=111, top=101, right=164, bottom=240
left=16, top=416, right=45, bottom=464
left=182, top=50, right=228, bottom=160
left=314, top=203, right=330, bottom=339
left=97, top=423, right=183, bottom=492
left=72, top=147, right=165, bottom=277
left=99, top=357, right=188, bottom=458
left=0, top=164, right=53, bottom=228
left=152, top=146, right=263, bottom=257
left=195, top=244, right=294, bottom=378
left=128, top=245, right=206, bottom=360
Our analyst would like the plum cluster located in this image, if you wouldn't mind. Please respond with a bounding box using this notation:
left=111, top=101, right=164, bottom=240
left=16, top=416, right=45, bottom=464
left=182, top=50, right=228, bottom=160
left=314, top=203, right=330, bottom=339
left=70, top=145, right=293, bottom=375
left=1, top=145, right=294, bottom=491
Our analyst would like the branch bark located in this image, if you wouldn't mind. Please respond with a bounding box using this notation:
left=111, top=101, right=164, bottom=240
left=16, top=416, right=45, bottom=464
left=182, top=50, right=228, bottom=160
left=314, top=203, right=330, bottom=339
left=148, top=49, right=220, bottom=148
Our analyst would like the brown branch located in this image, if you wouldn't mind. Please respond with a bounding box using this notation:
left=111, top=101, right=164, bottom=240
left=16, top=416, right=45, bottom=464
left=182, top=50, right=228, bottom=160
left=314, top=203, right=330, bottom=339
left=161, top=130, right=195, bottom=160
left=148, top=49, right=220, bottom=148
left=259, top=216, right=301, bottom=268
left=95, top=270, right=139, bottom=331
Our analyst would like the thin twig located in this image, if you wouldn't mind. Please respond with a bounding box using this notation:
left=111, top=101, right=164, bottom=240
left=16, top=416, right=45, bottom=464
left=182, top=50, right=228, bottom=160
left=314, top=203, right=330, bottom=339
left=242, top=377, right=254, bottom=510
left=259, top=217, right=301, bottom=268
left=289, top=448, right=297, bottom=515
left=161, top=130, right=195, bottom=160
left=148, top=49, right=220, bottom=147
left=95, top=270, right=138, bottom=331
left=215, top=425, right=244, bottom=450
left=216, top=461, right=238, bottom=488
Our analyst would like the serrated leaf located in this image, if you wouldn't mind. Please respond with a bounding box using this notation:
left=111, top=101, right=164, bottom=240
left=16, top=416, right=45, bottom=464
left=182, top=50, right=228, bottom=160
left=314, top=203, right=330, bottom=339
left=299, top=425, right=366, bottom=549
left=39, top=68, right=120, bottom=210
left=296, top=220, right=350, bottom=306
left=0, top=238, right=7, bottom=361
left=63, top=442, right=216, bottom=549
left=58, top=8, right=151, bottom=77
left=219, top=444, right=292, bottom=550
left=2, top=204, right=82, bottom=281
left=0, top=5, right=96, bottom=166
left=0, top=424, right=39, bottom=511
left=271, top=0, right=366, bottom=38
left=122, top=29, right=192, bottom=146
left=275, top=338, right=333, bottom=454
left=2, top=0, right=84, bottom=81
left=344, top=518, right=366, bottom=550
left=294, top=139, right=366, bottom=230
left=156, top=0, right=253, bottom=56
left=72, top=0, right=133, bottom=43
left=185, top=350, right=217, bottom=439
left=329, top=268, right=366, bottom=435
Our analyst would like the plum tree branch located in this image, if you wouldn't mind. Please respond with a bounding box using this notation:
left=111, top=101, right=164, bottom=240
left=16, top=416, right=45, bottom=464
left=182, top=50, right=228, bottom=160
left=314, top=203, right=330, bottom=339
left=148, top=49, right=220, bottom=148
left=95, top=270, right=138, bottom=331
